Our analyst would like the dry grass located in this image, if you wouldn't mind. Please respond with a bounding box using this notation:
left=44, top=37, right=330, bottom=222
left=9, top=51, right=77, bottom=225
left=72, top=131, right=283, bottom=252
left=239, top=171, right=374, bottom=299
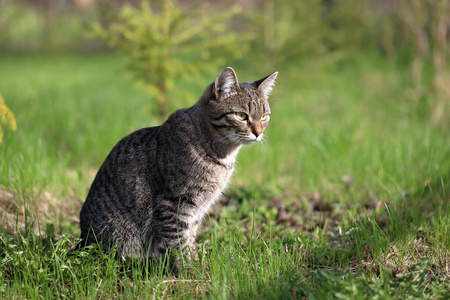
left=0, top=186, right=80, bottom=236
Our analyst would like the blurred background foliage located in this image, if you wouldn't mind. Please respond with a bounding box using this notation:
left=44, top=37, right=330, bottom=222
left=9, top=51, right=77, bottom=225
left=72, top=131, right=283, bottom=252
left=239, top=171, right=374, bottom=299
left=0, top=93, right=17, bottom=144
left=1, top=0, right=449, bottom=122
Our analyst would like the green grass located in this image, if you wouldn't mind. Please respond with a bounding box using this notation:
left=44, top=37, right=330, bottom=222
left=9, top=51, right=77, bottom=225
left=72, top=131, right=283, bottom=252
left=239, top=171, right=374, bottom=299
left=0, top=53, right=449, bottom=299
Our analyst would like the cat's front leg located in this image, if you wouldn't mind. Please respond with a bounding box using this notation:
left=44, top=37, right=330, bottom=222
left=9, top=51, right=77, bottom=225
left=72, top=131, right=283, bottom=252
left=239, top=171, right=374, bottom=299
left=182, top=223, right=199, bottom=260
left=151, top=201, right=192, bottom=275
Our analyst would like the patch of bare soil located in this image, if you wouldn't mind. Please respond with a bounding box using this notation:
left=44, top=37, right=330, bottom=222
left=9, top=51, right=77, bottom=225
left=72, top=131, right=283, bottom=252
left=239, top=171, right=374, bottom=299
left=210, top=191, right=351, bottom=237
left=357, top=238, right=450, bottom=281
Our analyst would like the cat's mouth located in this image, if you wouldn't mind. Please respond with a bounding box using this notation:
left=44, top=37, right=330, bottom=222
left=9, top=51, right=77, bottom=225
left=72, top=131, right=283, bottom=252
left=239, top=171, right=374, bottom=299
left=241, top=133, right=263, bottom=144
left=226, top=132, right=264, bottom=145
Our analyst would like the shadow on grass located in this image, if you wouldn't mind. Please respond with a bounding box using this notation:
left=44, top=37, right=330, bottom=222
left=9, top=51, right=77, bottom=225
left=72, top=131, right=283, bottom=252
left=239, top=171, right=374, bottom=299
left=379, top=172, right=449, bottom=243
left=232, top=260, right=450, bottom=299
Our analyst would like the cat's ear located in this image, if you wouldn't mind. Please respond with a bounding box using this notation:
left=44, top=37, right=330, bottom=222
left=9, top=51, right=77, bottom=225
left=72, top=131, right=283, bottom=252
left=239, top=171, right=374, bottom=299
left=255, top=71, right=278, bottom=98
left=214, top=67, right=240, bottom=100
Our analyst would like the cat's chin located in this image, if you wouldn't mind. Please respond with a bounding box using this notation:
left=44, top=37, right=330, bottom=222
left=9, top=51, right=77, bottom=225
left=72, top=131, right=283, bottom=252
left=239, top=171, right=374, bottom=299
left=241, top=134, right=263, bottom=144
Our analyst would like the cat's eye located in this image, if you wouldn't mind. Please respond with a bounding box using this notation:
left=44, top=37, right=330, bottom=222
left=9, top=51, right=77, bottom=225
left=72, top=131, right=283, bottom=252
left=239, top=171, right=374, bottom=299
left=261, top=114, right=270, bottom=121
left=235, top=112, right=248, bottom=121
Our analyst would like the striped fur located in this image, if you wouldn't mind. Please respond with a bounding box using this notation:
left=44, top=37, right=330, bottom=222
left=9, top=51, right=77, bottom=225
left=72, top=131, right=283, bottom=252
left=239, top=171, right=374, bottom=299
left=79, top=67, right=278, bottom=273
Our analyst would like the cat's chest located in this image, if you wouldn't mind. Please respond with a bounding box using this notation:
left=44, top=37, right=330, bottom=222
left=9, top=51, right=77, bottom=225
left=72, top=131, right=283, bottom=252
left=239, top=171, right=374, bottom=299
left=204, top=147, right=240, bottom=189
left=183, top=151, right=238, bottom=225
left=200, top=155, right=235, bottom=193
left=218, top=154, right=237, bottom=169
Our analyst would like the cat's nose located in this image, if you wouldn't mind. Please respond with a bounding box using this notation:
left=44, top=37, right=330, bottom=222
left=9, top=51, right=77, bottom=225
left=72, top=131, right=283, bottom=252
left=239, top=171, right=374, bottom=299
left=251, top=123, right=263, bottom=138
left=251, top=124, right=263, bottom=137
left=252, top=129, right=263, bottom=137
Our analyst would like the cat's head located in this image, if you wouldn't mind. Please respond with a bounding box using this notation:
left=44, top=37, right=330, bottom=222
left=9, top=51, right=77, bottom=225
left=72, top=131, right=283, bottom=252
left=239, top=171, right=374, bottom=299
left=205, top=67, right=278, bottom=145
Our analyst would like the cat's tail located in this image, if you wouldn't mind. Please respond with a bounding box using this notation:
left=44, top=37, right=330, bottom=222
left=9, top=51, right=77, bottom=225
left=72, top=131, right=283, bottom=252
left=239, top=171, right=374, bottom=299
left=67, top=242, right=81, bottom=255
left=67, top=239, right=89, bottom=256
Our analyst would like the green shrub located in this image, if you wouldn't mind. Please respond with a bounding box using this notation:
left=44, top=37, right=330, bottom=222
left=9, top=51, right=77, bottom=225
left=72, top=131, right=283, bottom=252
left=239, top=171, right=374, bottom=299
left=90, top=0, right=248, bottom=119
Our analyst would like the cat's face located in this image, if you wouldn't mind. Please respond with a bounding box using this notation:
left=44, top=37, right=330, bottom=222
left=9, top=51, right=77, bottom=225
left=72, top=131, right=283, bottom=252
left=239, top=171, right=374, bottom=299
left=207, top=68, right=278, bottom=145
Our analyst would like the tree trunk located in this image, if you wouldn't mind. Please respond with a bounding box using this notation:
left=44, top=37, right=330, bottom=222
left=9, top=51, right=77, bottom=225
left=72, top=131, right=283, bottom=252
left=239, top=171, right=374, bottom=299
left=409, top=0, right=428, bottom=102
left=432, top=0, right=449, bottom=95
left=42, top=0, right=54, bottom=52
left=263, top=0, right=275, bottom=70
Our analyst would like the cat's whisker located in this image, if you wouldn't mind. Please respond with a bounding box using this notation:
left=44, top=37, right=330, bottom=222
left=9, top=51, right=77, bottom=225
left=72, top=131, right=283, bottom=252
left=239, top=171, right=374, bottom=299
left=259, top=137, right=268, bottom=148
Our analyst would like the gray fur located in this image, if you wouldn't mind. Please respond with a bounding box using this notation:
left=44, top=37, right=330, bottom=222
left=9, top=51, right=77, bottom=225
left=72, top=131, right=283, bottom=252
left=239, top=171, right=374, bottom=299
left=79, top=67, right=278, bottom=272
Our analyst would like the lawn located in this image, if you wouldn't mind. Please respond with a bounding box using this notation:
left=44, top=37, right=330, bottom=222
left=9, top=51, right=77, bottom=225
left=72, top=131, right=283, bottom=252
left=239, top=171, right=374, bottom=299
left=0, top=53, right=449, bottom=299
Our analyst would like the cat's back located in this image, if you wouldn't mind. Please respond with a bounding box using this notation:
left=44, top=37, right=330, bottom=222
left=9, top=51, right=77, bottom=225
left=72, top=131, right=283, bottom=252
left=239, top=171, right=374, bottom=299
left=79, top=125, right=161, bottom=238
left=85, top=108, right=196, bottom=199
left=92, top=125, right=161, bottom=183
left=80, top=109, right=199, bottom=218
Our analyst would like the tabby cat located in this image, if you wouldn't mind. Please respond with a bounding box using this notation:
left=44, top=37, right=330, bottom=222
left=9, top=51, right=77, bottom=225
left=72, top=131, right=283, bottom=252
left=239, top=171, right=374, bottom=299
left=78, top=67, right=278, bottom=273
